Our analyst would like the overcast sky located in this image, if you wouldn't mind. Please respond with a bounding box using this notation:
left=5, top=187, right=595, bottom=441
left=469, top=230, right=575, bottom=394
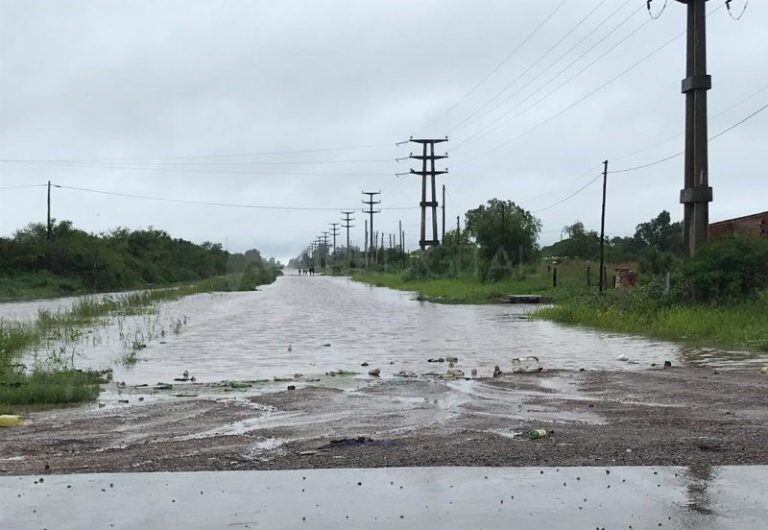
left=1, top=0, right=765, bottom=261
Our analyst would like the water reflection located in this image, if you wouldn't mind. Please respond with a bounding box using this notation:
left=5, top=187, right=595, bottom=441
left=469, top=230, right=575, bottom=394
left=2, top=275, right=765, bottom=385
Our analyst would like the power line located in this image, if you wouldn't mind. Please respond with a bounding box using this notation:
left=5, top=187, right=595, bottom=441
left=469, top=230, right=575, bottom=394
left=611, top=101, right=768, bottom=174
left=447, top=0, right=615, bottom=134
left=455, top=9, right=652, bottom=152
left=0, top=184, right=48, bottom=190
left=0, top=160, right=394, bottom=177
left=531, top=173, right=603, bottom=214
left=611, top=80, right=768, bottom=163
left=0, top=157, right=394, bottom=167
left=427, top=0, right=567, bottom=127
left=52, top=184, right=419, bottom=212
left=0, top=143, right=393, bottom=164
left=452, top=1, right=641, bottom=142
left=457, top=3, right=725, bottom=158
left=529, top=101, right=768, bottom=214
left=460, top=27, right=682, bottom=157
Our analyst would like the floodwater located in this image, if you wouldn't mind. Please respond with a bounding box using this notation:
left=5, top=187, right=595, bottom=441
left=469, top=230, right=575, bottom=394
left=3, top=466, right=767, bottom=529
left=2, top=273, right=764, bottom=385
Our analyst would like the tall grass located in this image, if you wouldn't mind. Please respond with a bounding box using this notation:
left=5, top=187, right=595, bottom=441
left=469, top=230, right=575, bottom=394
left=536, top=292, right=768, bottom=352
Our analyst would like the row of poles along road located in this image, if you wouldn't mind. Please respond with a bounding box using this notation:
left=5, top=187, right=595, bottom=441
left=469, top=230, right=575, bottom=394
left=307, top=136, right=452, bottom=270
left=307, top=0, right=717, bottom=286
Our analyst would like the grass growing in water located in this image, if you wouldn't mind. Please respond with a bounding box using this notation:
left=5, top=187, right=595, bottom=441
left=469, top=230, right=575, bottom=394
left=536, top=289, right=768, bottom=353
left=0, top=272, right=280, bottom=412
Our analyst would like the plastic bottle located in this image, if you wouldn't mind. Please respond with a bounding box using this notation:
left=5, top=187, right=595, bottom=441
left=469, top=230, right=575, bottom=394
left=529, top=429, right=549, bottom=440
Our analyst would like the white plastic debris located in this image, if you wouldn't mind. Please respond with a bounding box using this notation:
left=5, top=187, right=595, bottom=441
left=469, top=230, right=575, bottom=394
left=510, top=356, right=542, bottom=373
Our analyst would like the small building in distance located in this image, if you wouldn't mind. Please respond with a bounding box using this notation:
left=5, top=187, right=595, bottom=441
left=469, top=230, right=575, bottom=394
left=710, top=211, right=768, bottom=239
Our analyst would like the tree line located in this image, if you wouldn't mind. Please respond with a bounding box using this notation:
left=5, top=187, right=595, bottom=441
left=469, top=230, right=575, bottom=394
left=0, top=221, right=281, bottom=296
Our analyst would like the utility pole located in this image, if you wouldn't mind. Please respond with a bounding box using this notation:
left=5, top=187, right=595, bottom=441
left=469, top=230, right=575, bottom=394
left=329, top=222, right=340, bottom=254
left=362, top=191, right=381, bottom=263
left=47, top=180, right=52, bottom=240
left=671, top=0, right=713, bottom=256
left=342, top=211, right=355, bottom=267
left=399, top=137, right=448, bottom=251
left=442, top=184, right=446, bottom=243
left=364, top=219, right=369, bottom=268
left=599, top=160, right=608, bottom=293
left=321, top=232, right=330, bottom=268
left=456, top=215, right=461, bottom=275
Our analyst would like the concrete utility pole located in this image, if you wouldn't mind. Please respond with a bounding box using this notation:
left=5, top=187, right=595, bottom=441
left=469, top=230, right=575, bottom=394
left=364, top=219, right=369, bottom=267
left=599, top=160, right=608, bottom=293
left=675, top=0, right=713, bottom=256
left=399, top=137, right=448, bottom=251
left=329, top=223, right=340, bottom=254
left=342, top=211, right=355, bottom=266
left=362, top=191, right=381, bottom=263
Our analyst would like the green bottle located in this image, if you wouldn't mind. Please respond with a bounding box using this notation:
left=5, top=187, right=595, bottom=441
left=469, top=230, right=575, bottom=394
left=529, top=429, right=549, bottom=440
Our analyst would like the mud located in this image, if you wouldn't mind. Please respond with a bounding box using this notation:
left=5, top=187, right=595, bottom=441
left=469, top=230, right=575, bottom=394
left=2, top=366, right=767, bottom=475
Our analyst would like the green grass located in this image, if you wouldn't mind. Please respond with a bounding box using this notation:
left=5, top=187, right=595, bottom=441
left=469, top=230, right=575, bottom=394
left=536, top=294, right=768, bottom=353
left=0, top=271, right=281, bottom=412
left=0, top=370, right=104, bottom=406
left=350, top=264, right=597, bottom=304
left=0, top=272, right=85, bottom=302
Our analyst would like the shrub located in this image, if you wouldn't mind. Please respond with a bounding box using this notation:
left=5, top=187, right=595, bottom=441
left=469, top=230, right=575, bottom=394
left=680, top=236, right=768, bottom=302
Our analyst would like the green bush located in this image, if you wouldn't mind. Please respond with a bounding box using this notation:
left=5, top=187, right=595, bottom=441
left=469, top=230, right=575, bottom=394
left=681, top=237, right=768, bottom=302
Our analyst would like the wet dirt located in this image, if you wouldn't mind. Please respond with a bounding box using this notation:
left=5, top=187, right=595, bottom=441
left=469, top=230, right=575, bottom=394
left=2, top=367, right=767, bottom=475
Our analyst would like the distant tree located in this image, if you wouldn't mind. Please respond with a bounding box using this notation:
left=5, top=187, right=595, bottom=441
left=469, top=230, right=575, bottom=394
left=634, top=211, right=683, bottom=254
left=464, top=199, right=541, bottom=280
left=542, top=221, right=601, bottom=260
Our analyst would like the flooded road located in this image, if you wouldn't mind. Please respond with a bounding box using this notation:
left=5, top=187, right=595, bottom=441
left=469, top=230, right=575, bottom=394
left=3, top=272, right=768, bottom=530
left=5, top=273, right=763, bottom=386
left=3, top=466, right=767, bottom=529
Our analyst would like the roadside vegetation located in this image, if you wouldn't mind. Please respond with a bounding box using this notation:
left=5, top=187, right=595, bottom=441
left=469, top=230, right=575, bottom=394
left=539, top=236, right=768, bottom=352
left=0, top=221, right=282, bottom=301
left=0, top=221, right=283, bottom=413
left=293, top=198, right=768, bottom=353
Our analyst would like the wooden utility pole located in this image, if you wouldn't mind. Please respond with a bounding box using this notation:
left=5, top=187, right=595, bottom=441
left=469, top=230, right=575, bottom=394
left=364, top=219, right=369, bottom=267
left=599, top=160, right=608, bottom=293
left=456, top=215, right=461, bottom=274
left=342, top=211, right=355, bottom=267
left=321, top=232, right=330, bottom=268
left=675, top=0, right=713, bottom=256
left=46, top=180, right=52, bottom=240
left=401, top=137, right=448, bottom=250
left=441, top=184, right=446, bottom=243
left=362, top=191, right=381, bottom=263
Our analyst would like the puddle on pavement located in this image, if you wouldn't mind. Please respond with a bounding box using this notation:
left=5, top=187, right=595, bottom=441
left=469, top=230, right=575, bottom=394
left=2, top=465, right=767, bottom=529
left=4, top=274, right=766, bottom=388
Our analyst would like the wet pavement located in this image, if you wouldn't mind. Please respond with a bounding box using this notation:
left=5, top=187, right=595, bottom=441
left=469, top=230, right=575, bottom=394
left=2, top=466, right=767, bottom=529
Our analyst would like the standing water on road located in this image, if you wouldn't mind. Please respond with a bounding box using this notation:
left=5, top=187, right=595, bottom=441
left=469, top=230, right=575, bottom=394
left=3, top=273, right=762, bottom=386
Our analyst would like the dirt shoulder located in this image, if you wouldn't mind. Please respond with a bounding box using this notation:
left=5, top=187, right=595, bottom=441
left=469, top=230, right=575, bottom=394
left=1, top=367, right=767, bottom=475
